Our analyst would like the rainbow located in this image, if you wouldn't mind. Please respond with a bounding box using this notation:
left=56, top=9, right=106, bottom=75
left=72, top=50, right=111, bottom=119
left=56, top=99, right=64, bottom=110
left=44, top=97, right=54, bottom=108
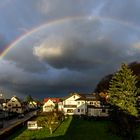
left=0, top=15, right=139, bottom=60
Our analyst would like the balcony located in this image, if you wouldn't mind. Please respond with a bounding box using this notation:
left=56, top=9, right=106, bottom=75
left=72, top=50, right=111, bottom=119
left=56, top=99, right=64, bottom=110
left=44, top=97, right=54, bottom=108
left=64, top=105, right=77, bottom=108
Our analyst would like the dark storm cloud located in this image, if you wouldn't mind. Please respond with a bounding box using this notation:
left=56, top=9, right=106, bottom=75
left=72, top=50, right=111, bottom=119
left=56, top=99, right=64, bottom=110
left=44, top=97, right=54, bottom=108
left=3, top=16, right=140, bottom=98
left=33, top=18, right=140, bottom=72
left=1, top=0, right=140, bottom=98
left=37, top=0, right=140, bottom=27
left=5, top=48, right=47, bottom=73
left=0, top=0, right=140, bottom=42
left=100, top=0, right=140, bottom=26
left=4, top=38, right=48, bottom=73
left=0, top=0, right=104, bottom=42
left=34, top=39, right=116, bottom=70
left=0, top=59, right=95, bottom=98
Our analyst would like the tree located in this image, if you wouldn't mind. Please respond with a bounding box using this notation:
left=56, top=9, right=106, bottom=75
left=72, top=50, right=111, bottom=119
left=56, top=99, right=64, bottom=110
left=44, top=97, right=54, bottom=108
left=95, top=61, right=140, bottom=94
left=25, top=95, right=33, bottom=103
left=108, top=63, right=138, bottom=140
left=94, top=74, right=113, bottom=93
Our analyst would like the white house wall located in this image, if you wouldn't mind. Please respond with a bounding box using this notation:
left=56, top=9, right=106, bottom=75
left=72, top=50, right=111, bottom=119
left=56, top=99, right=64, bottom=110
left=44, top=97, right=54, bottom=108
left=63, top=94, right=80, bottom=106
left=62, top=94, right=81, bottom=115
left=88, top=108, right=109, bottom=117
left=43, top=99, right=55, bottom=112
left=7, top=97, right=23, bottom=114
left=76, top=101, right=87, bottom=115
left=62, top=94, right=88, bottom=115
left=87, top=101, right=100, bottom=107
left=59, top=94, right=109, bottom=117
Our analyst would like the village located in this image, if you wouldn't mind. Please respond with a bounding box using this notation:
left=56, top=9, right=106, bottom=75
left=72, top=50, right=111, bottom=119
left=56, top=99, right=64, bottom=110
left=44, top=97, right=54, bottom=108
left=0, top=92, right=102, bottom=137
left=0, top=91, right=111, bottom=139
left=0, top=92, right=109, bottom=125
left=0, top=90, right=140, bottom=138
left=0, top=79, right=139, bottom=139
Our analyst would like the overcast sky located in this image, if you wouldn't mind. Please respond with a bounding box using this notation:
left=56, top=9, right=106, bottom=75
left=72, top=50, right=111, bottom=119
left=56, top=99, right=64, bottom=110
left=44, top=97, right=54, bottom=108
left=0, top=0, right=140, bottom=99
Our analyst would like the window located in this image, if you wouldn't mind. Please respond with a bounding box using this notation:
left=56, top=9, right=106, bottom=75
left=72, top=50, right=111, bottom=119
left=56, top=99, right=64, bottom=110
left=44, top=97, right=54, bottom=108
left=67, top=109, right=73, bottom=113
left=78, top=109, right=80, bottom=112
left=82, top=102, right=84, bottom=104
left=102, top=109, right=106, bottom=113
left=81, top=109, right=84, bottom=112
left=90, top=102, right=93, bottom=105
left=78, top=102, right=80, bottom=105
left=16, top=109, right=18, bottom=111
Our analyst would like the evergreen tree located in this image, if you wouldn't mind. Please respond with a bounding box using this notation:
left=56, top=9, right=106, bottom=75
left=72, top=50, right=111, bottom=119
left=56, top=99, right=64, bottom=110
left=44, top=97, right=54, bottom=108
left=108, top=63, right=138, bottom=116
left=108, top=63, right=138, bottom=140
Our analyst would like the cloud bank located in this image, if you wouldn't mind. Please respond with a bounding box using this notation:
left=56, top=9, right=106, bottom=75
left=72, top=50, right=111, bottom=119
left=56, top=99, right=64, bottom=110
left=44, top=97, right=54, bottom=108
left=0, top=0, right=140, bottom=98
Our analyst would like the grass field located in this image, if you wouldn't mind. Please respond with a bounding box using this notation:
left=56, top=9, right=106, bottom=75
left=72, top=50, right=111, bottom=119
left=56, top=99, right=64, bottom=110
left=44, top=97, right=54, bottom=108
left=8, top=116, right=72, bottom=140
left=8, top=116, right=124, bottom=140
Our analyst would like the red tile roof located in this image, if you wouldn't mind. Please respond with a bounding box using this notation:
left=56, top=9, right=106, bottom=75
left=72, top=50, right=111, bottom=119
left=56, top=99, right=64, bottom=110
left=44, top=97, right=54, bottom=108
left=44, top=98, right=60, bottom=103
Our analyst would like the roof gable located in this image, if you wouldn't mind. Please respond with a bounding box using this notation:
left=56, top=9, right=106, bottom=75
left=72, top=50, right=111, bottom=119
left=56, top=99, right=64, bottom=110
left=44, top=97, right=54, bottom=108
left=44, top=99, right=55, bottom=106
left=44, top=98, right=60, bottom=103
left=10, top=96, right=22, bottom=103
left=64, top=93, right=81, bottom=101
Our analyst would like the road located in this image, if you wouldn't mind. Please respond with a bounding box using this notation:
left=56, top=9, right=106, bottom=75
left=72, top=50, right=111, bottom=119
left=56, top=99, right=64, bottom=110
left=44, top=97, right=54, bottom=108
left=0, top=111, right=37, bottom=135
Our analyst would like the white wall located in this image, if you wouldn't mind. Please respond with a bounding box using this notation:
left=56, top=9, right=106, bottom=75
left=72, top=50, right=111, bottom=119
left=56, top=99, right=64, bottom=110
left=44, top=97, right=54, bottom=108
left=43, top=99, right=55, bottom=112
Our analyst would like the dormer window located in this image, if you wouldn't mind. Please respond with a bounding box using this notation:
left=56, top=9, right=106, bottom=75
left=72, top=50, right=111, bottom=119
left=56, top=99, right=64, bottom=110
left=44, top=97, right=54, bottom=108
left=90, top=102, right=93, bottom=105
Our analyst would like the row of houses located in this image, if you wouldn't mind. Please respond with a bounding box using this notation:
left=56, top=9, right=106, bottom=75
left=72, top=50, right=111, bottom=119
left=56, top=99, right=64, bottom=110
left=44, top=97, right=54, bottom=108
left=0, top=96, right=38, bottom=115
left=43, top=93, right=109, bottom=117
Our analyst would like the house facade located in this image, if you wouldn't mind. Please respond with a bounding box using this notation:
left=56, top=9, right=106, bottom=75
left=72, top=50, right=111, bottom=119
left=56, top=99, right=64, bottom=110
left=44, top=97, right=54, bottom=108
left=60, top=93, right=87, bottom=115
left=6, top=96, right=24, bottom=114
left=28, top=101, right=38, bottom=110
left=43, top=98, right=60, bottom=112
left=58, top=93, right=109, bottom=117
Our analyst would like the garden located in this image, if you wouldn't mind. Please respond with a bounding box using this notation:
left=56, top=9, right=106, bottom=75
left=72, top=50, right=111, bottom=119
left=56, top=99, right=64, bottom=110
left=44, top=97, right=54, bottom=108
left=8, top=115, right=124, bottom=140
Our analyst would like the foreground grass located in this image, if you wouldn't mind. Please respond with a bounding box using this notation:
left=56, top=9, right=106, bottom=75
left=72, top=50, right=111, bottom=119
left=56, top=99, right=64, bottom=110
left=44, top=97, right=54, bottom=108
left=9, top=116, right=72, bottom=140
left=57, top=118, right=121, bottom=140
left=9, top=116, right=123, bottom=140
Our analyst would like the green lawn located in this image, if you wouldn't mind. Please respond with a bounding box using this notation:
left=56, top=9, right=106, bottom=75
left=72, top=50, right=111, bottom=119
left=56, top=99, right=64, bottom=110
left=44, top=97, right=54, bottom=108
left=9, top=116, right=124, bottom=140
left=54, top=117, right=121, bottom=140
left=9, top=116, right=72, bottom=140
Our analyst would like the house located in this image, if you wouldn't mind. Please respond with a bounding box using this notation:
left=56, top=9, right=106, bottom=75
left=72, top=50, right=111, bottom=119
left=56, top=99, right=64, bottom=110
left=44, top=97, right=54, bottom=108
left=75, top=97, right=87, bottom=115
left=6, top=96, right=24, bottom=114
left=58, top=93, right=109, bottom=117
left=28, top=101, right=38, bottom=110
left=44, top=98, right=60, bottom=103
left=59, top=93, right=87, bottom=115
left=84, top=93, right=108, bottom=117
left=43, top=98, right=60, bottom=112
left=59, top=93, right=85, bottom=115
